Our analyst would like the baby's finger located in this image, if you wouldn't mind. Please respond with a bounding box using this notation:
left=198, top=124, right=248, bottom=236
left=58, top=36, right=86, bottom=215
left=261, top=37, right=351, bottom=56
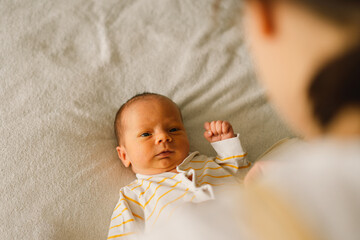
left=206, top=130, right=213, bottom=137
left=204, top=122, right=210, bottom=131
left=215, top=121, right=222, bottom=135
left=210, top=121, right=217, bottom=135
left=222, top=121, right=230, bottom=133
left=211, top=121, right=219, bottom=135
left=203, top=130, right=212, bottom=142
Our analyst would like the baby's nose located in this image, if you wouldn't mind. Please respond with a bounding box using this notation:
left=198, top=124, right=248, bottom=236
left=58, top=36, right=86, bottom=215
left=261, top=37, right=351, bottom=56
left=156, top=132, right=172, bottom=144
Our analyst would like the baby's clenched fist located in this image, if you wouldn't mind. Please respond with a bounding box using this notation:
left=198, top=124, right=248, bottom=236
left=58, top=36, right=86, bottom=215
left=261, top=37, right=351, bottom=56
left=203, top=120, right=235, bottom=143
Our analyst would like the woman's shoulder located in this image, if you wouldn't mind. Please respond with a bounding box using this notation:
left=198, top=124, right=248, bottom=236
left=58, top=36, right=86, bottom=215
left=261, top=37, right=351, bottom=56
left=259, top=138, right=360, bottom=240
left=265, top=137, right=360, bottom=178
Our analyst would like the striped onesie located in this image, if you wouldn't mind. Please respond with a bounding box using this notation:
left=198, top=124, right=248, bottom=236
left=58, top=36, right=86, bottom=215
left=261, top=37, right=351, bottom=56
left=107, top=135, right=250, bottom=239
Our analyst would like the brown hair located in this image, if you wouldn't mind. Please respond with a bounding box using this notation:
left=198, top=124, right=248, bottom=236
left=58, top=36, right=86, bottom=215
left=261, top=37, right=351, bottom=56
left=214, top=0, right=360, bottom=129
left=309, top=45, right=360, bottom=128
left=273, top=0, right=360, bottom=129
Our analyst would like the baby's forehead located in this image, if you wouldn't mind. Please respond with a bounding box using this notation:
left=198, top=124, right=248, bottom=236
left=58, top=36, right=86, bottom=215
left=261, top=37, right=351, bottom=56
left=125, top=95, right=174, bottom=111
left=121, top=95, right=181, bottom=120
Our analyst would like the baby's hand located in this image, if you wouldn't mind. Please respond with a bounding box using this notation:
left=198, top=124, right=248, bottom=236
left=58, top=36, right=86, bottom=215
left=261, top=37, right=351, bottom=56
left=204, top=120, right=235, bottom=143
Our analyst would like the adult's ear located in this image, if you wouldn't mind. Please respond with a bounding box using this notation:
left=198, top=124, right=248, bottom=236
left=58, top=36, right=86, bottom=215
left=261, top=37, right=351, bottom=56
left=246, top=0, right=276, bottom=36
left=116, top=146, right=131, bottom=168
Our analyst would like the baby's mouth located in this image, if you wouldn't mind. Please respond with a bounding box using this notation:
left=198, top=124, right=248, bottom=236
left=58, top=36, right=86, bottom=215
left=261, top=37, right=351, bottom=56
left=156, top=150, right=174, bottom=157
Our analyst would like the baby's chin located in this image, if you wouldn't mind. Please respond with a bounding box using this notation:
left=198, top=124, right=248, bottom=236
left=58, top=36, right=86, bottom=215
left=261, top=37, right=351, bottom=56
left=135, top=168, right=176, bottom=175
left=135, top=159, right=183, bottom=175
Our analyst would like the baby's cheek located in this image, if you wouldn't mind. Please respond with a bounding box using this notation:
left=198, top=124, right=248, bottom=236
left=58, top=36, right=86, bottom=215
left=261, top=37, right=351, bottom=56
left=178, top=138, right=190, bottom=155
left=184, top=137, right=190, bottom=152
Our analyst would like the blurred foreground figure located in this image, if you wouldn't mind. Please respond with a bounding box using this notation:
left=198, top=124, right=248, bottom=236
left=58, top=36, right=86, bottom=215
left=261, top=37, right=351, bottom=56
left=143, top=0, right=360, bottom=239
left=144, top=139, right=360, bottom=240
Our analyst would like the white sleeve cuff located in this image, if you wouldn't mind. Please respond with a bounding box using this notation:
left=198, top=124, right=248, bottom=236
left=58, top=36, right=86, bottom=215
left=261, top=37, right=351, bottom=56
left=210, top=133, right=245, bottom=159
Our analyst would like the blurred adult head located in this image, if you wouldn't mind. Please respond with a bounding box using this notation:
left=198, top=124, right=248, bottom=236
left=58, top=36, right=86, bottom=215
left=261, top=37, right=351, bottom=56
left=242, top=0, right=360, bottom=139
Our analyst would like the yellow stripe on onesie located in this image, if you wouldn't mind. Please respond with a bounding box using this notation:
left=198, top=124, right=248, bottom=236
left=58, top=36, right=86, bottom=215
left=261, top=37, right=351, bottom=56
left=107, top=134, right=249, bottom=239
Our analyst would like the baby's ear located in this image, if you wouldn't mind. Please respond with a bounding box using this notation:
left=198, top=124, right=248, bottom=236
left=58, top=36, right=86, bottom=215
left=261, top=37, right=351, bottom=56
left=116, top=146, right=131, bottom=168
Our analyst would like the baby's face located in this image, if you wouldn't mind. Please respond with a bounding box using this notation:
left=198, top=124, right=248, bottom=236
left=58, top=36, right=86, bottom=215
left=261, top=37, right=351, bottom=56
left=117, top=96, right=190, bottom=175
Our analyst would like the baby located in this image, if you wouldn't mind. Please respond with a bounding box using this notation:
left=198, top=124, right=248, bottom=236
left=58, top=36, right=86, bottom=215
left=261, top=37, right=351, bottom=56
left=107, top=92, right=250, bottom=239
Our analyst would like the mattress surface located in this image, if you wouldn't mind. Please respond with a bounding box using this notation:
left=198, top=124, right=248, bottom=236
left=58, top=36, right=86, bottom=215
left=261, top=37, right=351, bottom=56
left=0, top=0, right=292, bottom=239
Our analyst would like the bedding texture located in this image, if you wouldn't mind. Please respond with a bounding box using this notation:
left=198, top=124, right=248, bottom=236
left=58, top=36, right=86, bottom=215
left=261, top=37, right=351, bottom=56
left=0, top=0, right=292, bottom=239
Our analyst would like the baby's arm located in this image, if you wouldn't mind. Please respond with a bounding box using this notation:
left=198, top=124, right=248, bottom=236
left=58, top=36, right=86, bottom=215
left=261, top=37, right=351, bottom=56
left=204, top=120, right=250, bottom=178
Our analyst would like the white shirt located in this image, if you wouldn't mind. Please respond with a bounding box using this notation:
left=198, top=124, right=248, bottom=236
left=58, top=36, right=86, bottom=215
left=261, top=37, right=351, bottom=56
left=107, top=135, right=250, bottom=239
left=141, top=138, right=360, bottom=240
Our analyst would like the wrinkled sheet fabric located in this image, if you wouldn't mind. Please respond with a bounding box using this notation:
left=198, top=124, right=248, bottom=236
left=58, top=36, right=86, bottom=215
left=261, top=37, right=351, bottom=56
left=0, top=0, right=292, bottom=239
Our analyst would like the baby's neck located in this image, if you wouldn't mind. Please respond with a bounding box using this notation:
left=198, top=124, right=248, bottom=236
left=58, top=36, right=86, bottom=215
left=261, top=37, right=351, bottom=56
left=168, top=168, right=192, bottom=181
left=168, top=168, right=179, bottom=173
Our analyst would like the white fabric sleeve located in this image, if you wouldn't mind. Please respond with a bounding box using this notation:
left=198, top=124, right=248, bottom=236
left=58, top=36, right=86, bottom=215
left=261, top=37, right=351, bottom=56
left=210, top=134, right=245, bottom=159
left=210, top=134, right=250, bottom=177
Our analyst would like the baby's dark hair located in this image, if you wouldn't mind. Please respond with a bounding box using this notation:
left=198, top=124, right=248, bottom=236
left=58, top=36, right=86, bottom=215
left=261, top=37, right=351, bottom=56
left=114, top=92, right=183, bottom=146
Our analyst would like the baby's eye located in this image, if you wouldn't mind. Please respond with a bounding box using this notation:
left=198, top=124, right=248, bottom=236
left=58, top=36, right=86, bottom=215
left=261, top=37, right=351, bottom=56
left=169, top=128, right=179, bottom=132
left=140, top=133, right=151, bottom=137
